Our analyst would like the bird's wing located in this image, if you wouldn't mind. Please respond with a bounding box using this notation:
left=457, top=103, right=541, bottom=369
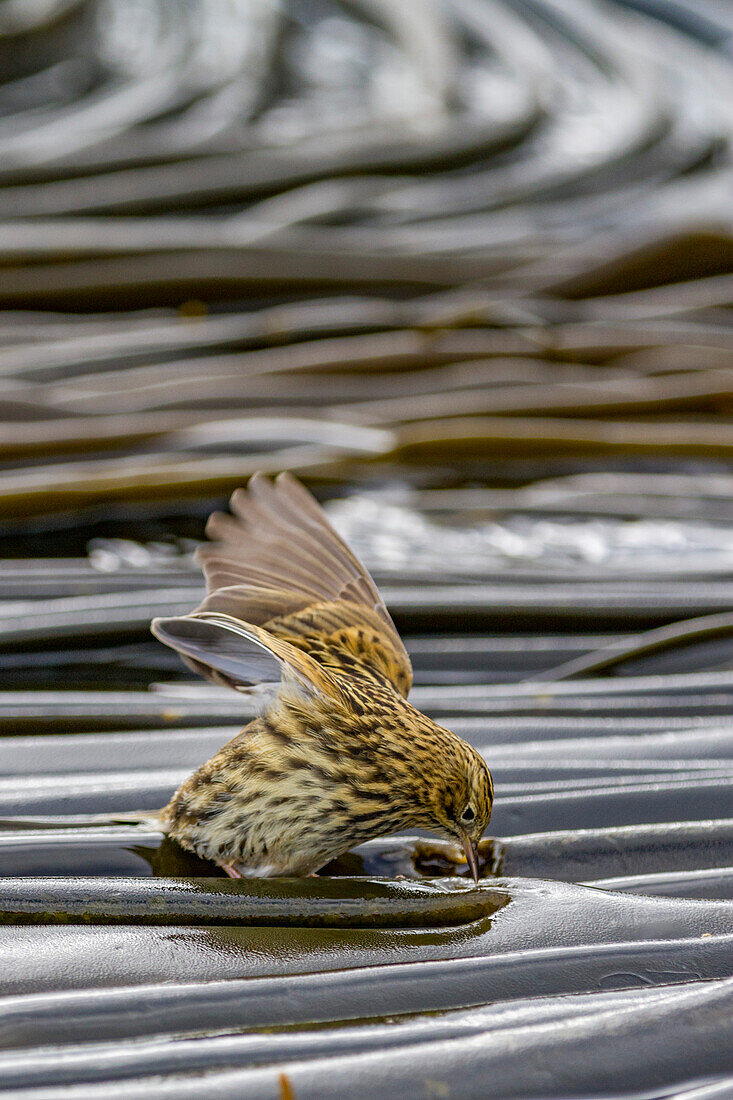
left=151, top=612, right=351, bottom=707
left=158, top=473, right=412, bottom=696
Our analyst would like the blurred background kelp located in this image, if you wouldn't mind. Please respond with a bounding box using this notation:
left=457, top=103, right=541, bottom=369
left=2, top=2, right=733, bottom=1098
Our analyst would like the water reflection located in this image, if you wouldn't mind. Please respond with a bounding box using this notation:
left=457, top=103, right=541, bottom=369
left=330, top=496, right=733, bottom=576
left=2, top=0, right=733, bottom=1091
left=0, top=826, right=502, bottom=881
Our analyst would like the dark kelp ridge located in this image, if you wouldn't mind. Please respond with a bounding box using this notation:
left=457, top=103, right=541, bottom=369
left=1, top=0, right=733, bottom=1096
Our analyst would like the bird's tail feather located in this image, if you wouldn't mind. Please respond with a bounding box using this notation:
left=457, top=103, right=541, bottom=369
left=0, top=810, right=164, bottom=830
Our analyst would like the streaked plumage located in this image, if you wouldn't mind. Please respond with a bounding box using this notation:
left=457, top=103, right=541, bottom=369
left=151, top=473, right=493, bottom=879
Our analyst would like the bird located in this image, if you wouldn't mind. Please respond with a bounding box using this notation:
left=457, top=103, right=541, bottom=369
left=150, top=473, right=493, bottom=880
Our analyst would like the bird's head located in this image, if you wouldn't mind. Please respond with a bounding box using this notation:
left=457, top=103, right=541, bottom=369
left=425, top=734, right=493, bottom=882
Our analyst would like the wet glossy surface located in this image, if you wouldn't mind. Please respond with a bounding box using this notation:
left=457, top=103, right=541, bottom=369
left=2, top=0, right=733, bottom=1095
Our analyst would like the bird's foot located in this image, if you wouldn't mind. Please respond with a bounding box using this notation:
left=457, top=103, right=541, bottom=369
left=220, top=862, right=243, bottom=878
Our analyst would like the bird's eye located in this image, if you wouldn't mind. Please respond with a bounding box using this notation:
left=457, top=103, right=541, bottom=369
left=461, top=805, right=475, bottom=822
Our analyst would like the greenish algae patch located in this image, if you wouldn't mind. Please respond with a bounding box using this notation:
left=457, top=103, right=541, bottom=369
left=0, top=876, right=511, bottom=928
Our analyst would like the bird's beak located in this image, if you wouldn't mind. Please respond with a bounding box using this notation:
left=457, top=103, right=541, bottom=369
left=459, top=829, right=480, bottom=883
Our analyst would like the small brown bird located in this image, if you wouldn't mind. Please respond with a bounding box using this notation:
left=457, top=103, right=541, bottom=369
left=151, top=473, right=493, bottom=880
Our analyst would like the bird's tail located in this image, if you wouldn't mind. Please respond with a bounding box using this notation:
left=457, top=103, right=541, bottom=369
left=0, top=809, right=165, bottom=830
left=93, top=809, right=165, bottom=828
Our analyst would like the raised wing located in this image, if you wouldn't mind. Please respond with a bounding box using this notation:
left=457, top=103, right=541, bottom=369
left=151, top=612, right=350, bottom=706
left=155, top=473, right=412, bottom=697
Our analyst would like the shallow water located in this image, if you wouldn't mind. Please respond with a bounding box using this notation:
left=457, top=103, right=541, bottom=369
left=2, top=0, right=733, bottom=1096
left=2, top=601, right=733, bottom=1096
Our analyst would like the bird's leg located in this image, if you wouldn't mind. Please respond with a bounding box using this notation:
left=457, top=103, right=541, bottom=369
left=220, top=862, right=243, bottom=878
